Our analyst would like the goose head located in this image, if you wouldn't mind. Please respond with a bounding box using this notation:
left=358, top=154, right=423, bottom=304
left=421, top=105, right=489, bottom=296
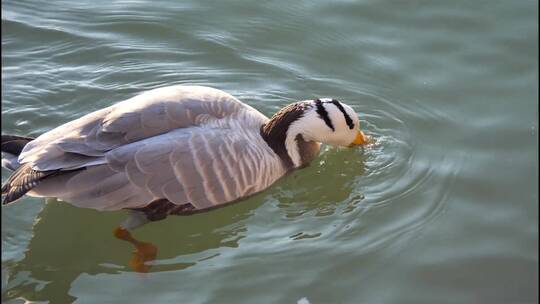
left=261, top=98, right=370, bottom=169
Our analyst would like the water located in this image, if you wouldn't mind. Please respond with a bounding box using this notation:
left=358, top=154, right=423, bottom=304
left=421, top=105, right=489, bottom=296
left=1, top=0, right=538, bottom=303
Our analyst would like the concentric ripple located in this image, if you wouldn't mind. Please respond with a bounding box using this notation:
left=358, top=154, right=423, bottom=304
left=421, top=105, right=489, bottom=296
left=331, top=90, right=463, bottom=251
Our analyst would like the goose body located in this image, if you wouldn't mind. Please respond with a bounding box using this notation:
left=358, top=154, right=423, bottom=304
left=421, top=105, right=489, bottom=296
left=2, top=85, right=369, bottom=227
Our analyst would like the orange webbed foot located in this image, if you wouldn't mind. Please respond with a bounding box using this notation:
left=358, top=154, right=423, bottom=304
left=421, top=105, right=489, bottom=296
left=114, top=227, right=158, bottom=273
left=129, top=241, right=158, bottom=273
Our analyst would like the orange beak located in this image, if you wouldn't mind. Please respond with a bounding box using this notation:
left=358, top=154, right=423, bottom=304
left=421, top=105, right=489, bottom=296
left=350, top=130, right=370, bottom=146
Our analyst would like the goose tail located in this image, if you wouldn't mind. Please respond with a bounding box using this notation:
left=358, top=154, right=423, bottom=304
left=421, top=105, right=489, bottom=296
left=1, top=134, right=43, bottom=205
left=1, top=134, right=34, bottom=171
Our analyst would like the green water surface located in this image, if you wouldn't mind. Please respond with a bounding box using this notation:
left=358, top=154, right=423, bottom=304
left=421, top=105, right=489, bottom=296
left=2, top=0, right=538, bottom=303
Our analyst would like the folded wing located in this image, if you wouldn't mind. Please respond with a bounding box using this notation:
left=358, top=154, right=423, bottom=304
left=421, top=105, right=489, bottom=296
left=18, top=85, right=264, bottom=171
left=32, top=127, right=284, bottom=211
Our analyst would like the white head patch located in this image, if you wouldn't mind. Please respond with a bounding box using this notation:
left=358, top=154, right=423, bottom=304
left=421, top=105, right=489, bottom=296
left=284, top=99, right=359, bottom=167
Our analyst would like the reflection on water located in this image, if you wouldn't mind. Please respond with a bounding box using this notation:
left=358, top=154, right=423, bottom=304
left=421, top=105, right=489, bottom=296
left=3, top=195, right=263, bottom=302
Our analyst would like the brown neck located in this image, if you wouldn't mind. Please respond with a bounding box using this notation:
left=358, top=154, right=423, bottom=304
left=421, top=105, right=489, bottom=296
left=260, top=102, right=319, bottom=169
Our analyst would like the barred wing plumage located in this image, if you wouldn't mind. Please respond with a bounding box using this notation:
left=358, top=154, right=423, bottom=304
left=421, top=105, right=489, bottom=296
left=14, top=85, right=286, bottom=210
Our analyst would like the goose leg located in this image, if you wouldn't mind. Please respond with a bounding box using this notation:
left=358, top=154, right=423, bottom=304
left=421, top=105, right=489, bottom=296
left=113, top=211, right=157, bottom=273
left=112, top=200, right=196, bottom=272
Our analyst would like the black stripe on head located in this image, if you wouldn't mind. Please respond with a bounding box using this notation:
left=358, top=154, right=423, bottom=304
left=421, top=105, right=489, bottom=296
left=315, top=99, right=335, bottom=131
left=331, top=99, right=355, bottom=129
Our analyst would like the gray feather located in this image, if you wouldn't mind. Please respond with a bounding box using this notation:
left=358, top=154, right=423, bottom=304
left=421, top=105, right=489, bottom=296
left=13, top=85, right=285, bottom=213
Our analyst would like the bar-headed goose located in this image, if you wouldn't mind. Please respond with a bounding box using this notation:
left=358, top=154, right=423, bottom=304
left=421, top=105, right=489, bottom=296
left=1, top=85, right=370, bottom=271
